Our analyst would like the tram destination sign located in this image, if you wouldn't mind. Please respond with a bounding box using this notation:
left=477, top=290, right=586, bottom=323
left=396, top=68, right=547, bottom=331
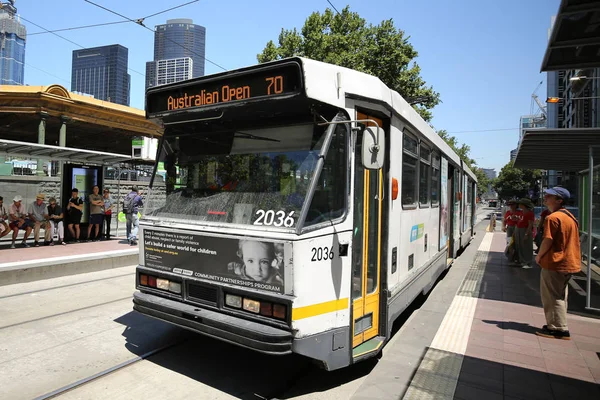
left=146, top=62, right=303, bottom=116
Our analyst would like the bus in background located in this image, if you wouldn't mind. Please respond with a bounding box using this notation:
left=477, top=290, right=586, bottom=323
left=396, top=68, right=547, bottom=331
left=133, top=57, right=477, bottom=370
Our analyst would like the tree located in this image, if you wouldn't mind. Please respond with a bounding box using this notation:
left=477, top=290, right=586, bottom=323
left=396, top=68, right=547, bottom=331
left=437, top=130, right=476, bottom=169
left=493, top=161, right=542, bottom=201
left=437, top=129, right=491, bottom=198
left=257, top=6, right=440, bottom=121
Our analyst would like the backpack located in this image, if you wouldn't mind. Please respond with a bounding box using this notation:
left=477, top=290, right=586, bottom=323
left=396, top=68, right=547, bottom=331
left=123, top=193, right=135, bottom=214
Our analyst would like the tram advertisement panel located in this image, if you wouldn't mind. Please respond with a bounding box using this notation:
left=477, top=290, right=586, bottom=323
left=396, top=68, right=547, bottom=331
left=440, top=158, right=448, bottom=250
left=143, top=229, right=286, bottom=294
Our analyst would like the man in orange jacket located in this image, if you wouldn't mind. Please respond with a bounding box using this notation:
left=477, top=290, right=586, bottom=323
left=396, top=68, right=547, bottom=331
left=535, top=187, right=580, bottom=340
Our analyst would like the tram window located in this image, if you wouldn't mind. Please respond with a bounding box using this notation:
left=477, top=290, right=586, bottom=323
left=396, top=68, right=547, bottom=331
left=431, top=153, right=440, bottom=206
left=305, top=124, right=347, bottom=226
left=402, top=132, right=418, bottom=208
left=419, top=144, right=431, bottom=206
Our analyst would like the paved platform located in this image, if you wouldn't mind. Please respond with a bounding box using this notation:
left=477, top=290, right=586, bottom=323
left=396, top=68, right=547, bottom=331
left=0, top=237, right=138, bottom=286
left=353, top=221, right=600, bottom=399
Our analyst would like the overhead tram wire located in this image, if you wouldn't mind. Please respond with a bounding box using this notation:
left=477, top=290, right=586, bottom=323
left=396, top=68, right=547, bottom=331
left=446, top=128, right=517, bottom=134
left=24, top=62, right=71, bottom=85
left=28, top=21, right=128, bottom=36
left=84, top=0, right=228, bottom=71
left=18, top=14, right=145, bottom=77
left=326, top=0, right=341, bottom=14
left=29, top=1, right=200, bottom=36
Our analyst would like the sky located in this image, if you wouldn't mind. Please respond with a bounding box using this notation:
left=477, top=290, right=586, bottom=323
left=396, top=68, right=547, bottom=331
left=14, top=0, right=560, bottom=174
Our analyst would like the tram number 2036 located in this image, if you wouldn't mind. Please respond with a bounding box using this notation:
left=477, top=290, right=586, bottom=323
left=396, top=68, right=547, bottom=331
left=311, top=246, right=335, bottom=262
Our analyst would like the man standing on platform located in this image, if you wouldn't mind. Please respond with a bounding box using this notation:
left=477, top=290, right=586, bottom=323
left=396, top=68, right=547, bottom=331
left=535, top=187, right=581, bottom=340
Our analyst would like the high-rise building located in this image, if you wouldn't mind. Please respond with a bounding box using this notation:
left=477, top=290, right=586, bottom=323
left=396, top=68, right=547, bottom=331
left=0, top=0, right=26, bottom=85
left=71, top=44, right=131, bottom=106
left=145, top=18, right=206, bottom=89
left=481, top=168, right=497, bottom=180
left=510, top=149, right=517, bottom=162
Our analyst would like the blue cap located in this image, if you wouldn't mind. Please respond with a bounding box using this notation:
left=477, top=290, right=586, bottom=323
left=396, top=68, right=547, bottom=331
left=545, top=187, right=570, bottom=200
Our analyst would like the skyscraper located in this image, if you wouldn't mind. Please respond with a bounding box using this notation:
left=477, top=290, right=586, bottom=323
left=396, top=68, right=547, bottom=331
left=145, top=18, right=206, bottom=89
left=0, top=0, right=26, bottom=85
left=71, top=44, right=131, bottom=106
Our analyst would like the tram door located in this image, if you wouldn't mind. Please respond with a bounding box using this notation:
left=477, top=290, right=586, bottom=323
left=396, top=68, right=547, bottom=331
left=352, top=112, right=383, bottom=348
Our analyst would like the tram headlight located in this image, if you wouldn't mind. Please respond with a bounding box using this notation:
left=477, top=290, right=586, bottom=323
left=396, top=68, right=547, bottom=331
left=225, top=294, right=242, bottom=308
left=243, top=298, right=261, bottom=313
left=168, top=281, right=182, bottom=294
left=156, top=278, right=169, bottom=290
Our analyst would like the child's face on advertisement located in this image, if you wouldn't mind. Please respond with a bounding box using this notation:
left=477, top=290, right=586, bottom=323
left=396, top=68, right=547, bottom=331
left=241, top=242, right=271, bottom=281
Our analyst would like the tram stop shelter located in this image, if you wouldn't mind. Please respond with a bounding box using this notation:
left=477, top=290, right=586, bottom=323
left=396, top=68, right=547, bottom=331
left=0, top=84, right=163, bottom=239
left=514, top=0, right=600, bottom=312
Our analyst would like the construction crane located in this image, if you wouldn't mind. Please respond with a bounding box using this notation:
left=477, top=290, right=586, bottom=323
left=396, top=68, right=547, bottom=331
left=531, top=81, right=547, bottom=118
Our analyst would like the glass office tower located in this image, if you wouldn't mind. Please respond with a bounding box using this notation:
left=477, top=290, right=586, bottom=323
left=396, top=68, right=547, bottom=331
left=0, top=1, right=27, bottom=85
left=71, top=44, right=131, bottom=106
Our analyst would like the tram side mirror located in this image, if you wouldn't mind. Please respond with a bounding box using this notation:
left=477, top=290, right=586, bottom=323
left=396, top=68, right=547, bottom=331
left=361, top=126, right=386, bottom=170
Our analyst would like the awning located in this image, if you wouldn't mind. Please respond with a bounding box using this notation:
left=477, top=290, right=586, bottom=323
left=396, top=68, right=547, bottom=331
left=0, top=139, right=133, bottom=166
left=541, top=0, right=600, bottom=71
left=514, top=128, right=600, bottom=171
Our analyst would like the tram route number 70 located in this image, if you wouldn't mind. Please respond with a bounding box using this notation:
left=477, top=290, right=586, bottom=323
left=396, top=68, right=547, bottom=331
left=266, top=76, right=284, bottom=95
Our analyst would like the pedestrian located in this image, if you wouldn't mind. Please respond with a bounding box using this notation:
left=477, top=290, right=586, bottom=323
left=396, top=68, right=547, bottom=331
left=102, top=188, right=114, bottom=240
left=66, top=188, right=83, bottom=242
left=87, top=185, right=104, bottom=241
left=535, top=187, right=580, bottom=340
left=503, top=199, right=521, bottom=242
left=515, top=198, right=535, bottom=268
left=123, top=186, right=143, bottom=246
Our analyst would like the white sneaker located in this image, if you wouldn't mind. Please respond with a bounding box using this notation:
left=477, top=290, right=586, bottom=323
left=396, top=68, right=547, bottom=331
left=10, top=243, right=15, bottom=249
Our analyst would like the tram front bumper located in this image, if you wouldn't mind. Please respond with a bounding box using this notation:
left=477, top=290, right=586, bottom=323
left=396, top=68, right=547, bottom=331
left=133, top=291, right=293, bottom=355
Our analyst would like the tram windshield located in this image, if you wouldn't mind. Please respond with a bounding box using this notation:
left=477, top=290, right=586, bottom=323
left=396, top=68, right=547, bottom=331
left=144, top=122, right=347, bottom=229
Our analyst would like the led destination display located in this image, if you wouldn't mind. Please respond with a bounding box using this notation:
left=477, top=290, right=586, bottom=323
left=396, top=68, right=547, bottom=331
left=146, top=62, right=303, bottom=116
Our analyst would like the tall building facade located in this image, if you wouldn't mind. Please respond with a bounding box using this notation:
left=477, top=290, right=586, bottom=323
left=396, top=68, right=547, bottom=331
left=71, top=44, right=131, bottom=106
left=145, top=19, right=206, bottom=89
left=0, top=0, right=26, bottom=85
left=542, top=16, right=585, bottom=203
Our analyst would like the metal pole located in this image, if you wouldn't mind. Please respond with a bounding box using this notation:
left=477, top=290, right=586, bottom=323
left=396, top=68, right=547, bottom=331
left=116, top=165, right=121, bottom=237
left=587, top=146, right=593, bottom=310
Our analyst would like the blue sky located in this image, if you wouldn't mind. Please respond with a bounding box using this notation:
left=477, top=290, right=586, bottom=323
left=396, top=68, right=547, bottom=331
left=16, top=0, right=560, bottom=173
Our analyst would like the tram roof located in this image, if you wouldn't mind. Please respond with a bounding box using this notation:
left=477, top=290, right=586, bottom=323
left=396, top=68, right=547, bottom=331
left=295, top=57, right=476, bottom=179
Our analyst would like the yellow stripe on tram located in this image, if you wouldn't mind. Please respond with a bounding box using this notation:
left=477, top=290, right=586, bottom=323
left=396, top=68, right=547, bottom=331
left=292, top=298, right=349, bottom=320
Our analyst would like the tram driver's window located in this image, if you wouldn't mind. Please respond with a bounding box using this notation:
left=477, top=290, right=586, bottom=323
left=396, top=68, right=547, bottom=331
left=402, top=132, right=418, bottom=208
left=305, top=124, right=347, bottom=225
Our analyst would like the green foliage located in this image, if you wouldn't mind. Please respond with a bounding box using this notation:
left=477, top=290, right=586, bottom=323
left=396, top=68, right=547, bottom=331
left=437, top=129, right=493, bottom=197
left=493, top=161, right=542, bottom=200
left=257, top=6, right=440, bottom=121
left=437, top=130, right=476, bottom=169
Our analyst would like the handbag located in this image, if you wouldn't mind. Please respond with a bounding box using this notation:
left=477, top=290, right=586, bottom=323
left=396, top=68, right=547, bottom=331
left=505, top=236, right=517, bottom=262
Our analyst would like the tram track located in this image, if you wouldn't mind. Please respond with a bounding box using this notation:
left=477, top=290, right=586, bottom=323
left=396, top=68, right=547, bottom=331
left=0, top=272, right=135, bottom=300
left=32, top=339, right=188, bottom=400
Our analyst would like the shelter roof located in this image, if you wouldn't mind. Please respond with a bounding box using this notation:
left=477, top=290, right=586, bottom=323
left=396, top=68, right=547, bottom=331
left=541, top=0, right=600, bottom=71
left=514, top=128, right=600, bottom=171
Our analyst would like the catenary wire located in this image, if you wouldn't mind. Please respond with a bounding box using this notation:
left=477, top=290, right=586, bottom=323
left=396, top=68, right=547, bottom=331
left=326, top=0, right=341, bottom=14
left=18, top=15, right=145, bottom=77
left=28, top=1, right=200, bottom=36
left=29, top=21, right=128, bottom=36
left=83, top=0, right=228, bottom=71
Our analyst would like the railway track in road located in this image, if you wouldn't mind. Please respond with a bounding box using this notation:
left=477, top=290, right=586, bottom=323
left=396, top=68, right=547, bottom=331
left=33, top=340, right=187, bottom=400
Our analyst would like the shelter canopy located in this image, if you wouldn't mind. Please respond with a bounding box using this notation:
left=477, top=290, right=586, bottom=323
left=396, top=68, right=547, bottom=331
left=541, top=0, right=600, bottom=71
left=514, top=128, right=600, bottom=171
left=0, top=139, right=132, bottom=166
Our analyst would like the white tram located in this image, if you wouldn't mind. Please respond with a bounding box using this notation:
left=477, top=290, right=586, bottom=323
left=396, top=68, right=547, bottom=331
left=134, top=57, right=477, bottom=370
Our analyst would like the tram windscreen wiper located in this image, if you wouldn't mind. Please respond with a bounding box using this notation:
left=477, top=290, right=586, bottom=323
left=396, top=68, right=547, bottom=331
left=234, top=131, right=280, bottom=142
